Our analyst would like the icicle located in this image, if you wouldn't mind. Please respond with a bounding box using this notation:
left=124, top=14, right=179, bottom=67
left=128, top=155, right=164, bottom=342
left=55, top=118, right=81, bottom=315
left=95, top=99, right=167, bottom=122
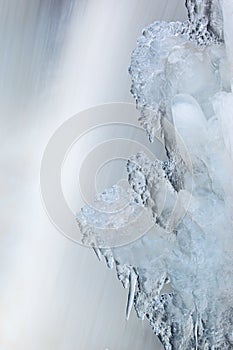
left=102, top=248, right=114, bottom=269
left=126, top=268, right=138, bottom=320
left=92, top=246, right=102, bottom=262
left=195, top=320, right=198, bottom=350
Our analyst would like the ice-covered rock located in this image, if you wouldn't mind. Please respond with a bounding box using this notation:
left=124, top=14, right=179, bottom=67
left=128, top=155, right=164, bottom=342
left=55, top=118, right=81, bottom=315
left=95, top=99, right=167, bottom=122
left=77, top=1, right=233, bottom=348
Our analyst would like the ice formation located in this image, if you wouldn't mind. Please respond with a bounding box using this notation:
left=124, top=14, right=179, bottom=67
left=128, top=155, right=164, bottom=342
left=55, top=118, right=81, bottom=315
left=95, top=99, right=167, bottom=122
left=77, top=1, right=233, bottom=349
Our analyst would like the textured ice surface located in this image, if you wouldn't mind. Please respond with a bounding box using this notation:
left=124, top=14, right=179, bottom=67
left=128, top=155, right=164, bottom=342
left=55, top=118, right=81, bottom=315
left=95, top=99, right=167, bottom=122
left=76, top=184, right=154, bottom=248
left=77, top=1, right=233, bottom=349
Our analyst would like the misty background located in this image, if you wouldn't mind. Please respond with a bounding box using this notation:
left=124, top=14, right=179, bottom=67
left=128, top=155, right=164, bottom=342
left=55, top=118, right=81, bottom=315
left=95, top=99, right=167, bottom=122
left=0, top=1, right=186, bottom=349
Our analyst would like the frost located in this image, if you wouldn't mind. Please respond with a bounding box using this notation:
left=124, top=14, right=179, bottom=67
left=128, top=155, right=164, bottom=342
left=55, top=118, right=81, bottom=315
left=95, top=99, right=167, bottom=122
left=77, top=1, right=233, bottom=349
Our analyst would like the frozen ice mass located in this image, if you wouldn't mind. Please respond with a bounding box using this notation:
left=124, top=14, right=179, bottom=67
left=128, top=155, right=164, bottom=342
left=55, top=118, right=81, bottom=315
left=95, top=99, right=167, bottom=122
left=77, top=1, right=233, bottom=348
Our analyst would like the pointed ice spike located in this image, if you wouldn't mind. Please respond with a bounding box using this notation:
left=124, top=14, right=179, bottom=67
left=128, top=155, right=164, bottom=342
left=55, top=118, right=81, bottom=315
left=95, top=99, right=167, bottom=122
left=195, top=320, right=198, bottom=350
left=92, top=246, right=102, bottom=261
left=126, top=268, right=137, bottom=320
